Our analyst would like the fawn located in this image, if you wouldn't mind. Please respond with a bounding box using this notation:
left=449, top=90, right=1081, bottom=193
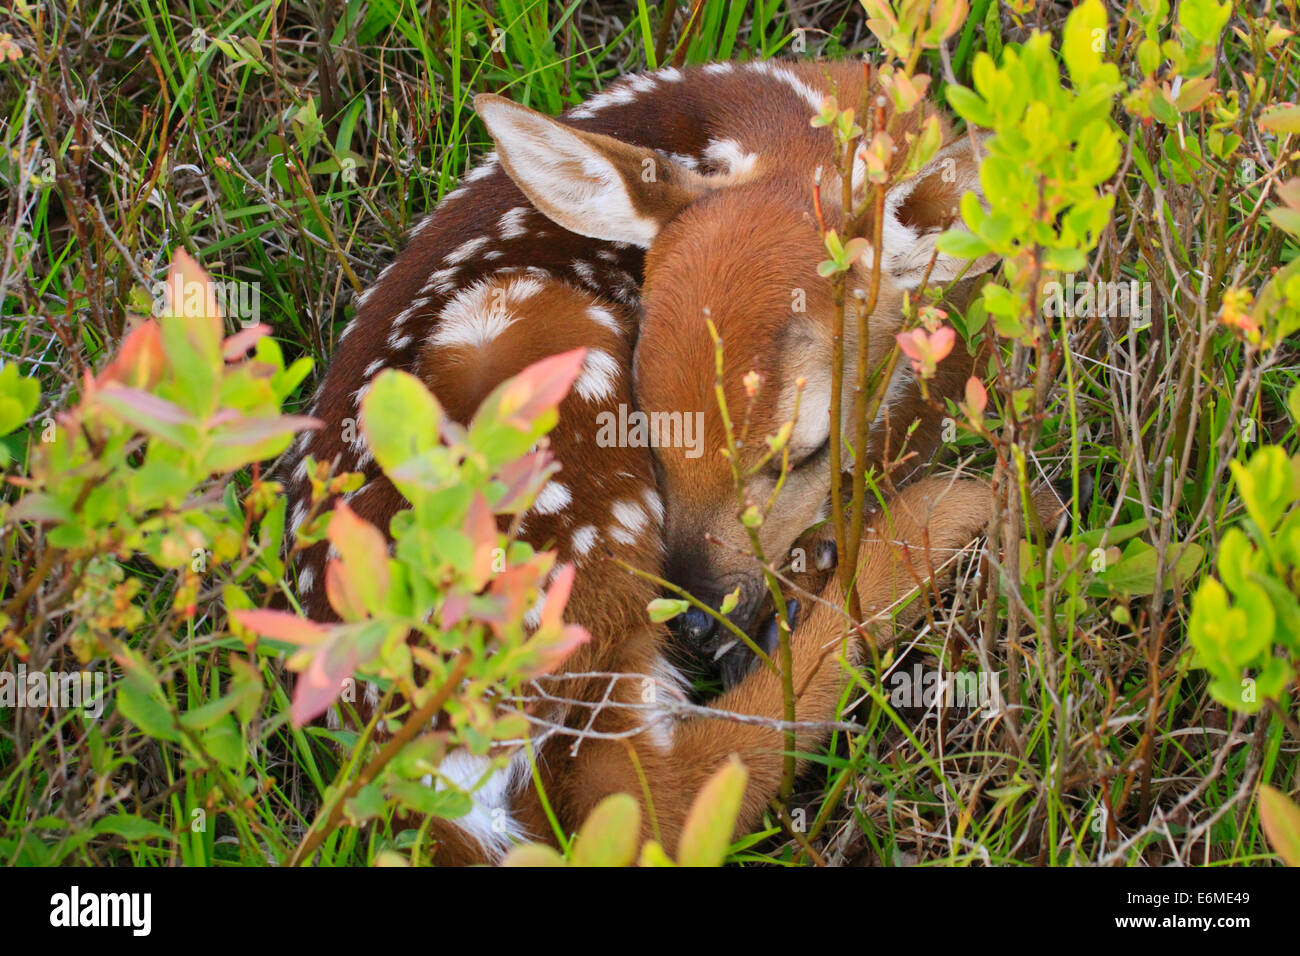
left=287, top=60, right=1057, bottom=863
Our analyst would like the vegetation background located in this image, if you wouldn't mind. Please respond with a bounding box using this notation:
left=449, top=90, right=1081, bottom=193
left=1, top=0, right=1298, bottom=866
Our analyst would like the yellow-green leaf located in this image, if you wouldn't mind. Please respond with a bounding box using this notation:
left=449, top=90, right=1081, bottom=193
left=570, top=793, right=641, bottom=867
left=677, top=756, right=748, bottom=867
left=1259, top=785, right=1300, bottom=867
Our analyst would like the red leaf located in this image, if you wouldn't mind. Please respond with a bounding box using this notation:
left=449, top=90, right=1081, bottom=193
left=222, top=323, right=271, bottom=361
left=531, top=623, right=591, bottom=676
left=232, top=609, right=326, bottom=646
left=326, top=501, right=390, bottom=613
left=464, top=493, right=499, bottom=587
left=324, top=558, right=367, bottom=622
left=99, top=320, right=166, bottom=390
left=163, top=249, right=224, bottom=363
left=495, top=348, right=586, bottom=427
left=493, top=449, right=557, bottom=514
left=292, top=633, right=359, bottom=727
left=539, top=563, right=576, bottom=633
left=213, top=414, right=323, bottom=447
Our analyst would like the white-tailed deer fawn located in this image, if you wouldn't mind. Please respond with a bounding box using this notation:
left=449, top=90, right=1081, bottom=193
left=288, top=61, right=1057, bottom=863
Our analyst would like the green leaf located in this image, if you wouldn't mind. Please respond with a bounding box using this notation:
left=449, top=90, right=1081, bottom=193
left=1231, top=447, right=1300, bottom=540
left=1062, top=0, right=1108, bottom=87
left=677, top=756, right=747, bottom=866
left=647, top=598, right=690, bottom=623
left=93, top=814, right=176, bottom=842
left=116, top=674, right=180, bottom=743
left=200, top=714, right=246, bottom=773
left=385, top=781, right=474, bottom=819
left=570, top=793, right=641, bottom=867
left=502, top=844, right=568, bottom=867
left=945, top=84, right=993, bottom=128
left=935, top=228, right=990, bottom=262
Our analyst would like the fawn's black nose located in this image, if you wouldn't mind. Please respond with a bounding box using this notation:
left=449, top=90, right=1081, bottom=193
left=757, top=598, right=801, bottom=655
left=674, top=605, right=716, bottom=643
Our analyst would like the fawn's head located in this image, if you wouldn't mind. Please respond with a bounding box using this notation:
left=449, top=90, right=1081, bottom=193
left=477, top=83, right=996, bottom=679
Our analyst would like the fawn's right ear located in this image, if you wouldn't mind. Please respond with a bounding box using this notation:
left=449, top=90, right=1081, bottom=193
left=475, top=93, right=715, bottom=247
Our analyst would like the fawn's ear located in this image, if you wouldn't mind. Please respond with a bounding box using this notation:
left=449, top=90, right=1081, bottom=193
left=879, top=134, right=998, bottom=289
left=476, top=93, right=712, bottom=247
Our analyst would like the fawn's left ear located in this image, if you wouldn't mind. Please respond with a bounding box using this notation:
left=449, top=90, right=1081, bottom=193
left=476, top=93, right=715, bottom=247
left=879, top=134, right=998, bottom=289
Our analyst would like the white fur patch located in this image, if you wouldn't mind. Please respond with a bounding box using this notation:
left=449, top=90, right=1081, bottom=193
left=586, top=306, right=620, bottom=335
left=646, top=655, right=689, bottom=750
left=424, top=267, right=459, bottom=295
left=571, top=260, right=600, bottom=288
left=642, top=487, right=665, bottom=526
left=298, top=566, right=315, bottom=595
left=446, top=236, right=492, bottom=265
left=532, top=481, right=572, bottom=515
left=498, top=206, right=530, bottom=239
left=465, top=152, right=499, bottom=182
left=429, top=275, right=544, bottom=350
left=289, top=500, right=309, bottom=537
left=747, top=60, right=825, bottom=111
left=574, top=349, right=620, bottom=403
left=571, top=524, right=598, bottom=557
left=609, top=499, right=648, bottom=545
left=703, top=138, right=758, bottom=177
left=432, top=749, right=529, bottom=861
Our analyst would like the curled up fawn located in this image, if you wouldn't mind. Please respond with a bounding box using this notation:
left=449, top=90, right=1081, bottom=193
left=286, top=60, right=1064, bottom=863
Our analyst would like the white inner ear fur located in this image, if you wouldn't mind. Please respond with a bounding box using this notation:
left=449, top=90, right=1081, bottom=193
left=880, top=136, right=998, bottom=289
left=476, top=97, right=661, bottom=247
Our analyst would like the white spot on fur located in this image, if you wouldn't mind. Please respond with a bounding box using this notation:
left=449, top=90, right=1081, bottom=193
left=432, top=749, right=528, bottom=861
left=298, top=566, right=315, bottom=595
left=290, top=501, right=309, bottom=537
left=586, top=306, right=620, bottom=335
left=703, top=62, right=734, bottom=75
left=446, top=235, right=492, bottom=265
left=571, top=524, right=598, bottom=557
left=572, top=260, right=598, bottom=287
left=465, top=152, right=499, bottom=182
left=499, top=206, right=530, bottom=239
left=703, top=138, right=758, bottom=177
left=532, top=481, right=571, bottom=515
left=646, top=655, right=689, bottom=750
left=642, top=487, right=665, bottom=526
left=747, top=60, right=825, bottom=111
left=430, top=275, right=542, bottom=350
left=612, top=499, right=649, bottom=536
left=424, top=267, right=459, bottom=295
left=669, top=151, right=702, bottom=172
left=574, top=349, right=620, bottom=403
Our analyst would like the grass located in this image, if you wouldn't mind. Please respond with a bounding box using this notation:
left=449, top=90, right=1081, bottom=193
left=0, top=0, right=1297, bottom=866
